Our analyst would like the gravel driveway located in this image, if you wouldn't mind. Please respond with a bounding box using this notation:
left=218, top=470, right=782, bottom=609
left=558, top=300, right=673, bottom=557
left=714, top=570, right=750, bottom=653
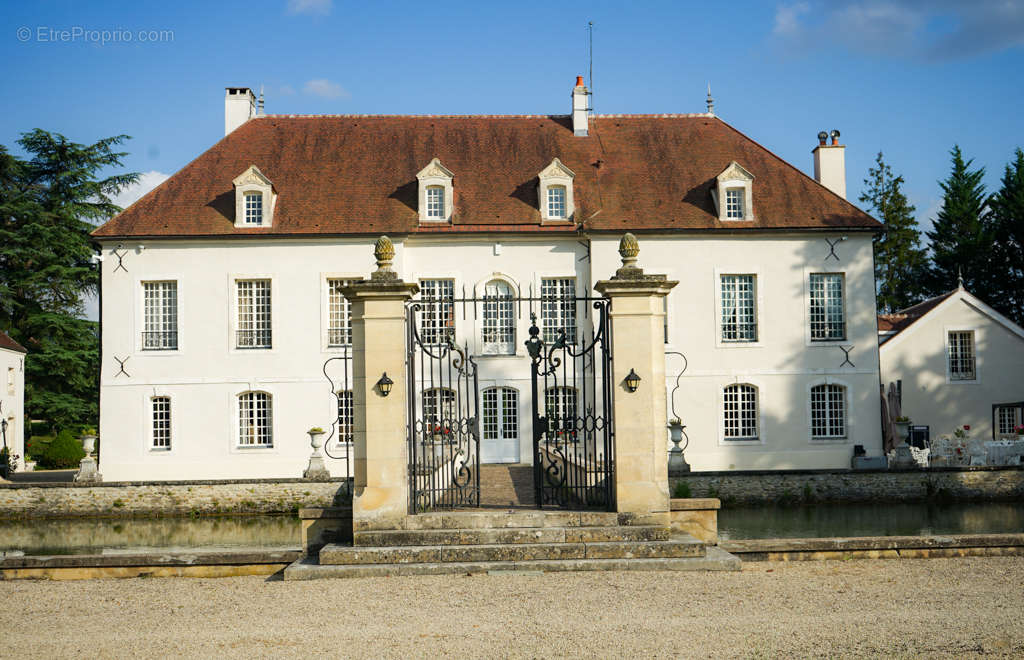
left=2, top=557, right=1022, bottom=658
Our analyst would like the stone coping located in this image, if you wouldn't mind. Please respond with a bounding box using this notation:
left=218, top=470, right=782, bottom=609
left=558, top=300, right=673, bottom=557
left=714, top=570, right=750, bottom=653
left=0, top=477, right=351, bottom=490
left=670, top=498, right=721, bottom=511
left=299, top=507, right=353, bottom=519
left=720, top=533, right=1024, bottom=554
left=671, top=465, right=1024, bottom=478
left=0, top=547, right=302, bottom=569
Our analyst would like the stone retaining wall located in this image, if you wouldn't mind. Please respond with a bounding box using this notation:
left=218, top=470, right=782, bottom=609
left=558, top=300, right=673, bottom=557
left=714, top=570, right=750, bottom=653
left=670, top=466, right=1024, bottom=506
left=0, top=479, right=351, bottom=518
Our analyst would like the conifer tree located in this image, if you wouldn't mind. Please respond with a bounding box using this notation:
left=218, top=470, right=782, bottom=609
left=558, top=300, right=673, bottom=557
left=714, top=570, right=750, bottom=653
left=988, top=148, right=1024, bottom=325
left=859, top=152, right=928, bottom=312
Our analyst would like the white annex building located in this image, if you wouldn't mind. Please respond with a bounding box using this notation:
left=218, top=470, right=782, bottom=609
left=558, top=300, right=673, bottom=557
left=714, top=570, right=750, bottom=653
left=92, top=79, right=884, bottom=482
left=0, top=331, right=26, bottom=472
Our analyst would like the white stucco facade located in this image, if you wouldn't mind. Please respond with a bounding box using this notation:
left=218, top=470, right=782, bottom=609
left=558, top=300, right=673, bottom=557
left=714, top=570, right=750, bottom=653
left=96, top=231, right=883, bottom=481
left=1, top=344, right=26, bottom=471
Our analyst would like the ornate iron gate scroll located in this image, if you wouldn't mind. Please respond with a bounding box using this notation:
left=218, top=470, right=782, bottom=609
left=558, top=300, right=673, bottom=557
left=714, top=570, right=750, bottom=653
left=525, top=301, right=615, bottom=510
left=406, top=301, right=481, bottom=513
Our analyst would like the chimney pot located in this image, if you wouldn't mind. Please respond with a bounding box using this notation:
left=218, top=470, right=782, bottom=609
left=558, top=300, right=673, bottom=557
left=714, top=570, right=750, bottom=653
left=575, top=75, right=584, bottom=87
left=571, top=76, right=589, bottom=137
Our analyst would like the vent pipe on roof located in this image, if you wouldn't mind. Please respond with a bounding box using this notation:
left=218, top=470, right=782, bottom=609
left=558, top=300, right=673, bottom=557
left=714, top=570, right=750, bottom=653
left=225, top=87, right=256, bottom=136
left=812, top=129, right=846, bottom=199
left=572, top=76, right=590, bottom=137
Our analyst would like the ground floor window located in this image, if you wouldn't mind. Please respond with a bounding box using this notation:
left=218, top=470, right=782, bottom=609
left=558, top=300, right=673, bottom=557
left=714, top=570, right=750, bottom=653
left=723, top=384, right=758, bottom=441
left=238, top=391, right=272, bottom=447
left=810, top=384, right=846, bottom=439
left=151, top=396, right=171, bottom=449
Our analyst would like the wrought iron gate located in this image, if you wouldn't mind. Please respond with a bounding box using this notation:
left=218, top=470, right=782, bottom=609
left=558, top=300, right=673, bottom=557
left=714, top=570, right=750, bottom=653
left=406, top=300, right=480, bottom=513
left=525, top=302, right=615, bottom=510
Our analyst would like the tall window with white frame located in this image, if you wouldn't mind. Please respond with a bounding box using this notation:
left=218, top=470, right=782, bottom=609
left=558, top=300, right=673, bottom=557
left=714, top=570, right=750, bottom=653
left=422, top=387, right=456, bottom=433
left=482, top=387, right=518, bottom=443
left=142, top=281, right=178, bottom=350
left=482, top=279, right=515, bottom=354
left=997, top=406, right=1021, bottom=437
left=327, top=279, right=355, bottom=347
left=540, top=277, right=576, bottom=344
left=723, top=384, right=758, bottom=441
left=425, top=185, right=445, bottom=220
left=809, top=273, right=845, bottom=341
left=244, top=192, right=263, bottom=225
left=948, top=330, right=976, bottom=381
left=545, top=386, right=577, bottom=439
left=418, top=279, right=455, bottom=345
left=151, top=396, right=171, bottom=450
left=238, top=392, right=272, bottom=447
left=810, top=384, right=846, bottom=439
left=547, top=185, right=567, bottom=219
left=725, top=188, right=745, bottom=219
left=721, top=275, right=757, bottom=342
left=336, top=390, right=353, bottom=444
left=237, top=279, right=271, bottom=349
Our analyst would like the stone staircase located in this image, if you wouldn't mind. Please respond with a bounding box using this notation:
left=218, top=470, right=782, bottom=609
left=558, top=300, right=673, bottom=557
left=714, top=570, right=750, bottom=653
left=284, top=510, right=740, bottom=580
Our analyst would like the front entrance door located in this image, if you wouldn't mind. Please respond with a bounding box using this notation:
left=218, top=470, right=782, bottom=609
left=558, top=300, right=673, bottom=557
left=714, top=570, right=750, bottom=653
left=481, top=387, right=519, bottom=463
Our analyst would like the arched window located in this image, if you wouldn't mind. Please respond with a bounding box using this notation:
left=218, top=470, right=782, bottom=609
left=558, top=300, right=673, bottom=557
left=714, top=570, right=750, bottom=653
left=546, top=185, right=567, bottom=219
left=482, top=279, right=515, bottom=354
left=810, top=384, right=846, bottom=439
left=238, top=391, right=272, bottom=447
left=723, top=384, right=758, bottom=441
left=336, top=390, right=353, bottom=444
left=422, top=387, right=456, bottom=434
left=545, top=386, right=578, bottom=441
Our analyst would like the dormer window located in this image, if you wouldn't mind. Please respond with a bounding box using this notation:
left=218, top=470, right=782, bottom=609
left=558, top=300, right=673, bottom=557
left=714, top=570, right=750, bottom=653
left=713, top=161, right=754, bottom=222
left=417, top=158, right=454, bottom=224
left=232, top=165, right=276, bottom=228
left=537, top=158, right=575, bottom=223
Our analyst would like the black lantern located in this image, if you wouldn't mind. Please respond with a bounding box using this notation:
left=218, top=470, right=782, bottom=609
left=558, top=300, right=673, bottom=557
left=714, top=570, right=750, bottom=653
left=376, top=372, right=394, bottom=397
left=625, top=368, right=641, bottom=393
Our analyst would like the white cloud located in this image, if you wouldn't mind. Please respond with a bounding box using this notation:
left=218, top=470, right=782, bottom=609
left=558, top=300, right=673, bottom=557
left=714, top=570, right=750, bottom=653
left=287, top=0, right=332, bottom=15
left=111, top=170, right=170, bottom=211
left=773, top=2, right=810, bottom=37
left=303, top=78, right=349, bottom=99
left=279, top=84, right=296, bottom=96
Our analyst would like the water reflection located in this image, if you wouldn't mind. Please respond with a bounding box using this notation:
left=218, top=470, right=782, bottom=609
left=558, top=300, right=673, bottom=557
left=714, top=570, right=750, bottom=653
left=0, top=516, right=301, bottom=555
left=719, top=502, right=1024, bottom=540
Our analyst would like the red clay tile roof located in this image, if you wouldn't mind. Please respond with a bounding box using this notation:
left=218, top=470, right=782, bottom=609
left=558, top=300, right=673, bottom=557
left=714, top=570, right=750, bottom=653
left=0, top=331, right=26, bottom=354
left=878, top=290, right=957, bottom=340
left=93, top=114, right=880, bottom=239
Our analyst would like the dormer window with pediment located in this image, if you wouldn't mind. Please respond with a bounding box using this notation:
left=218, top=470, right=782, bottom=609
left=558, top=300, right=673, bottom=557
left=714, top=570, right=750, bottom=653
left=538, top=158, right=575, bottom=223
left=712, top=161, right=754, bottom=222
left=232, top=165, right=276, bottom=228
left=417, top=158, right=454, bottom=224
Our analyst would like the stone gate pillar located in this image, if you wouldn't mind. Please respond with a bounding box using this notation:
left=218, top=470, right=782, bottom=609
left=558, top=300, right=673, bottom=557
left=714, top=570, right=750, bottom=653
left=341, top=237, right=418, bottom=531
left=594, top=233, right=678, bottom=523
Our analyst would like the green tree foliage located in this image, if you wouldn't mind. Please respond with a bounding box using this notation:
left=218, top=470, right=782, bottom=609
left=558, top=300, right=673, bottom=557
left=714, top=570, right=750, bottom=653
left=0, top=130, right=137, bottom=429
left=39, top=429, right=86, bottom=469
left=988, top=148, right=1024, bottom=325
left=926, top=146, right=994, bottom=297
left=860, top=152, right=929, bottom=312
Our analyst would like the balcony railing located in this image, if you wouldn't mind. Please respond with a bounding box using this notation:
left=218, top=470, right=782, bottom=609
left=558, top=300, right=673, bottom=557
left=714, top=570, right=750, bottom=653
left=236, top=329, right=272, bottom=349
left=141, top=331, right=178, bottom=350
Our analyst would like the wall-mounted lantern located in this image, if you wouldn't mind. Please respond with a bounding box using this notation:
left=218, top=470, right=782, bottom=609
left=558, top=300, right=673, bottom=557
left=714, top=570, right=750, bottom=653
left=376, top=372, right=394, bottom=397
left=625, top=368, right=641, bottom=393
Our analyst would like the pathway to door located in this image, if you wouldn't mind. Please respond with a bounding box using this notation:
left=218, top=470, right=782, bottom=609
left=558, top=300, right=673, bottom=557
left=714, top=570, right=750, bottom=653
left=477, top=463, right=536, bottom=507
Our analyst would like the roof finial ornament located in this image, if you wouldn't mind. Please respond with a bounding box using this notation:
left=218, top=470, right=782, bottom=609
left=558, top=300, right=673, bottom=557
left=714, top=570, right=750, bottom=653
left=372, top=235, right=397, bottom=281
left=706, top=83, right=714, bottom=115
left=257, top=85, right=265, bottom=116
left=957, top=267, right=964, bottom=290
left=614, top=232, right=644, bottom=279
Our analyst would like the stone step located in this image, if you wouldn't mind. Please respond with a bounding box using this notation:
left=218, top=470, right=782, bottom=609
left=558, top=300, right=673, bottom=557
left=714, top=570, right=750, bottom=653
left=353, top=525, right=670, bottom=547
left=284, top=546, right=741, bottom=580
left=398, top=510, right=621, bottom=530
left=321, top=536, right=704, bottom=565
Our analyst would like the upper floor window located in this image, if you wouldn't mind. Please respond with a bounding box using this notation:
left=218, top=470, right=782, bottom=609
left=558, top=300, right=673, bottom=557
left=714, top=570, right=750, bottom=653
left=715, top=161, right=754, bottom=222
left=237, top=279, right=272, bottom=349
left=327, top=279, right=355, bottom=347
left=142, top=281, right=178, bottom=350
left=538, top=158, right=575, bottom=222
left=482, top=279, right=514, bottom=354
left=425, top=186, right=445, bottom=219
left=721, top=275, right=757, bottom=342
left=540, top=277, right=576, bottom=344
left=547, top=186, right=567, bottom=219
left=418, top=279, right=455, bottom=345
left=809, top=273, right=845, bottom=341
left=810, top=384, right=846, bottom=439
left=152, top=396, right=171, bottom=449
left=416, top=158, right=454, bottom=223
left=723, top=384, right=758, bottom=441
left=725, top=188, right=744, bottom=219
left=948, top=330, right=976, bottom=381
left=238, top=391, right=273, bottom=447
left=244, top=193, right=263, bottom=225
left=232, top=165, right=275, bottom=228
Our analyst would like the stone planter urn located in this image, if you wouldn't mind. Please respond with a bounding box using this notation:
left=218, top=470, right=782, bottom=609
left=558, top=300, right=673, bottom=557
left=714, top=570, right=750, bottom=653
left=894, top=420, right=911, bottom=444
left=81, top=434, right=97, bottom=455
left=308, top=429, right=325, bottom=453
left=74, top=433, right=102, bottom=482
left=303, top=428, right=330, bottom=479
left=24, top=459, right=36, bottom=472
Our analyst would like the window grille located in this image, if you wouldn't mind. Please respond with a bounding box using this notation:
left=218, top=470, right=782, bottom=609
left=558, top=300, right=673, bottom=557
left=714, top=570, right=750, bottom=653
left=244, top=193, right=263, bottom=225
left=811, top=384, right=846, bottom=438
left=418, top=279, right=455, bottom=345
left=336, top=390, right=354, bottom=444
left=425, top=186, right=445, bottom=219
left=725, top=188, right=744, bottom=219
left=540, top=277, right=576, bottom=344
left=237, top=280, right=272, bottom=348
left=948, top=331, right=976, bottom=380
left=721, top=275, right=757, bottom=342
left=152, top=396, right=171, bottom=449
left=482, top=387, right=518, bottom=441
left=723, top=384, right=758, bottom=440
left=482, top=280, right=514, bottom=353
left=545, top=386, right=578, bottom=439
left=809, top=273, right=845, bottom=341
left=142, top=281, right=178, bottom=350
left=327, top=279, right=354, bottom=346
left=547, top=186, right=567, bottom=218
left=238, top=391, right=272, bottom=446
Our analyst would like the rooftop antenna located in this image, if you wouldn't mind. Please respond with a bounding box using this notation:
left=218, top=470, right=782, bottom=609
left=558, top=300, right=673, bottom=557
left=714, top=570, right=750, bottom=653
left=588, top=20, right=594, bottom=94
left=957, top=267, right=964, bottom=289
left=257, top=85, right=265, bottom=116
left=706, top=83, right=714, bottom=115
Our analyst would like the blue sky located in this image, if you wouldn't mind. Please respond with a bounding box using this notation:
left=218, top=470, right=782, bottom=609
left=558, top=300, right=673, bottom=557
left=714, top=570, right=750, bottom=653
left=2, top=0, right=1024, bottom=236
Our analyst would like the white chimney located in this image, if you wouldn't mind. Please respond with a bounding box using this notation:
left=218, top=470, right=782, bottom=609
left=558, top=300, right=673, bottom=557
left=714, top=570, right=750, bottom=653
left=571, top=76, right=589, bottom=137
left=812, top=129, right=846, bottom=199
left=225, top=87, right=256, bottom=136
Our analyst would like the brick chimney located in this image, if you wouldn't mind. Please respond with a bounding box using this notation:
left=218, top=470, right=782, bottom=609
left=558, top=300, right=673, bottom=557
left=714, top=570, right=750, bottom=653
left=225, top=87, right=256, bottom=136
left=812, top=129, right=846, bottom=199
left=572, top=76, right=589, bottom=137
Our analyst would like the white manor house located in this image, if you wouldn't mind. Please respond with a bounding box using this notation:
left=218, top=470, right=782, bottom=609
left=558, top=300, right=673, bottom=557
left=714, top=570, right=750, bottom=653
left=92, top=78, right=883, bottom=482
